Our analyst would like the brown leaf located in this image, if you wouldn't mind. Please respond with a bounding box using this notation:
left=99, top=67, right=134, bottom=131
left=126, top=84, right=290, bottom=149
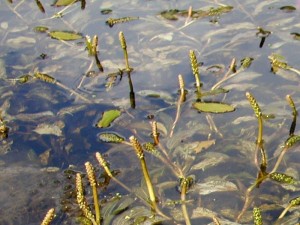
left=192, top=139, right=215, bottom=153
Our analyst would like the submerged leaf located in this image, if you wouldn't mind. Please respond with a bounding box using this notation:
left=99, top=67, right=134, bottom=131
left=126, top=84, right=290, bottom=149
left=49, top=31, right=83, bottom=41
left=96, top=110, right=121, bottom=128
left=193, top=102, right=235, bottom=113
left=34, top=122, right=63, bottom=136
left=201, top=88, right=229, bottom=97
left=194, top=179, right=238, bottom=195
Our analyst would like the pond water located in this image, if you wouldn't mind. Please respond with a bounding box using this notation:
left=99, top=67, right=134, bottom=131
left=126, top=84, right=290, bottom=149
left=0, top=0, right=300, bottom=224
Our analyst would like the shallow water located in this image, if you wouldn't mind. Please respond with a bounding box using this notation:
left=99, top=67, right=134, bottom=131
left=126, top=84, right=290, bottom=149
left=0, top=0, right=300, bottom=224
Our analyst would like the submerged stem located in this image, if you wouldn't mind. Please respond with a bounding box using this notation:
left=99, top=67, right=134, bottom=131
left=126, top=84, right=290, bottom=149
left=180, top=178, right=191, bottom=225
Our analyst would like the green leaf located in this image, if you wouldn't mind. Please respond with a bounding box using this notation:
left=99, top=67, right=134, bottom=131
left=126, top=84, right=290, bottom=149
left=98, top=132, right=124, bottom=143
left=49, top=31, right=83, bottom=41
left=52, top=0, right=77, bottom=7
left=193, top=102, right=235, bottom=113
left=279, top=6, right=296, bottom=13
left=96, top=110, right=121, bottom=128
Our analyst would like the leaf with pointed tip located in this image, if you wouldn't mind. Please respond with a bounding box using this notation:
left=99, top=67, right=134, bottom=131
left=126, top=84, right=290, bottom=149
left=52, top=0, right=77, bottom=7
left=49, top=31, right=83, bottom=41
left=96, top=110, right=121, bottom=128
left=193, top=102, right=235, bottom=113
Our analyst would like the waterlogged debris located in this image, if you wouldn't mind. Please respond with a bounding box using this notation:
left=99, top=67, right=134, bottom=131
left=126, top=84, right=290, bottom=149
left=98, top=132, right=124, bottom=143
left=192, top=139, right=216, bottom=154
left=39, top=149, right=51, bottom=165
left=194, top=179, right=238, bottom=195
left=49, top=31, right=83, bottom=41
left=52, top=0, right=77, bottom=7
left=279, top=6, right=296, bottom=13
left=96, top=109, right=121, bottom=128
left=193, top=102, right=235, bottom=113
left=33, top=122, right=64, bottom=136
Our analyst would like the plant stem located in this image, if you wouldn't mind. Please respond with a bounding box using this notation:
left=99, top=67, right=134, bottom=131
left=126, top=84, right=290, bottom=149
left=181, top=178, right=191, bottom=225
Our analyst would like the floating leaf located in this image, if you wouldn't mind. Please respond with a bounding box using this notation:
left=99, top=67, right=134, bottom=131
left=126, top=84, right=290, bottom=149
left=279, top=6, right=296, bottom=13
left=96, top=110, right=121, bottom=128
left=49, top=31, right=83, bottom=41
left=52, top=0, right=77, bottom=7
left=98, top=132, right=124, bottom=143
left=193, top=102, right=235, bottom=113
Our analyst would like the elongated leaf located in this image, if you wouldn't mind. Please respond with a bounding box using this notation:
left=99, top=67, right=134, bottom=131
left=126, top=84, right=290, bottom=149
left=193, top=102, right=235, bottom=113
left=96, top=110, right=121, bottom=128
left=194, top=179, right=238, bottom=195
left=98, top=132, right=124, bottom=143
left=52, top=0, right=77, bottom=7
left=49, top=31, right=83, bottom=41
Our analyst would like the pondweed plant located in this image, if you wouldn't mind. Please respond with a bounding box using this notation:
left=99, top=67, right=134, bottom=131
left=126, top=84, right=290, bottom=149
left=39, top=42, right=300, bottom=224
left=9, top=25, right=295, bottom=224
left=236, top=93, right=300, bottom=223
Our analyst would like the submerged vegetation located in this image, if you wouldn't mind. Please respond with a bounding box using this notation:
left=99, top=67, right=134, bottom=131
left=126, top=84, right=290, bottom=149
left=1, top=0, right=300, bottom=224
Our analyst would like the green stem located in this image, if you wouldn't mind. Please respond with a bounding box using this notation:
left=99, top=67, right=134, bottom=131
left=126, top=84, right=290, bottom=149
left=181, top=179, right=191, bottom=225
left=92, top=185, right=101, bottom=225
